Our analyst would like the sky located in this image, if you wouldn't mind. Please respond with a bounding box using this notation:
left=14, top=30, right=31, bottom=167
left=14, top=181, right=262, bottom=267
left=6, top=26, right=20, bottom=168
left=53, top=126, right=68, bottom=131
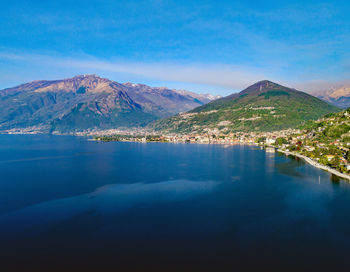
left=0, top=0, right=350, bottom=95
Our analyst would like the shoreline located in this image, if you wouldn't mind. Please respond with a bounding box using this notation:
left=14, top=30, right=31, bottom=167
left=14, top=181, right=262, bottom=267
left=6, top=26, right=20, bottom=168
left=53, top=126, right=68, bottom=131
left=277, top=149, right=350, bottom=181
left=2, top=132, right=349, bottom=181
left=71, top=136, right=350, bottom=181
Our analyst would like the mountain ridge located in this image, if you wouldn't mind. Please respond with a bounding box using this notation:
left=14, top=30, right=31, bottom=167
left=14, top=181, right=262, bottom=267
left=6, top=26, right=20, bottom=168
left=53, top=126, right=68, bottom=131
left=153, top=80, right=340, bottom=133
left=311, top=84, right=350, bottom=109
left=0, top=75, right=218, bottom=133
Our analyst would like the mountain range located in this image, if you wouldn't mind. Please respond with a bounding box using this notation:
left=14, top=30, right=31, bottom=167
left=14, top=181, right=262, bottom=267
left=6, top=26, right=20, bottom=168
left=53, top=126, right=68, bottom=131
left=0, top=75, right=218, bottom=133
left=153, top=80, right=340, bottom=134
left=0, top=76, right=341, bottom=134
left=311, top=84, right=350, bottom=109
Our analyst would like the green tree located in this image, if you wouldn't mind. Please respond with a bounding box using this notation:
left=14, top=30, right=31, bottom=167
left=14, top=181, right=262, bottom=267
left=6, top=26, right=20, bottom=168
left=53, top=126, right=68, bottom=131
left=330, top=156, right=341, bottom=169
left=257, top=137, right=266, bottom=143
left=275, top=137, right=288, bottom=146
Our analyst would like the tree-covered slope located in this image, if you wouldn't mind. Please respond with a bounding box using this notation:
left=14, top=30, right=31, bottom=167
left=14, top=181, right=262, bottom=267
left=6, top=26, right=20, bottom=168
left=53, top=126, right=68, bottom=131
left=153, top=80, right=340, bottom=133
left=278, top=108, right=350, bottom=174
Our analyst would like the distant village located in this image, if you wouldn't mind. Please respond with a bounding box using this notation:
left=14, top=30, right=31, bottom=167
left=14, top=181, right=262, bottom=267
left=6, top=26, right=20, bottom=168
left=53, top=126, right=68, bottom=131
left=93, top=116, right=350, bottom=178
left=94, top=128, right=298, bottom=145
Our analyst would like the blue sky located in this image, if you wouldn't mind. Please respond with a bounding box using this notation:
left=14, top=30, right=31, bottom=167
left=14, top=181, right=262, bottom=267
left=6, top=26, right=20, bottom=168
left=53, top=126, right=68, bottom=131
left=1, top=0, right=350, bottom=95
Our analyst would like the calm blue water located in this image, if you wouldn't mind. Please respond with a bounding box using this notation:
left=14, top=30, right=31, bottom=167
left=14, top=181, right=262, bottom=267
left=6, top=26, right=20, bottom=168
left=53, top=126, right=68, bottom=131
left=0, top=134, right=350, bottom=271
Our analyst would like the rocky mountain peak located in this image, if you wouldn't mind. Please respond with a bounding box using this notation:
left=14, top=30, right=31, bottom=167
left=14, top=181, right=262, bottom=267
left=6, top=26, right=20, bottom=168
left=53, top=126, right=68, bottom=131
left=0, top=75, right=217, bottom=132
left=71, top=74, right=106, bottom=82
left=32, top=74, right=117, bottom=94
left=311, top=84, right=350, bottom=109
left=242, top=80, right=282, bottom=94
left=329, top=86, right=350, bottom=99
left=221, top=80, right=283, bottom=102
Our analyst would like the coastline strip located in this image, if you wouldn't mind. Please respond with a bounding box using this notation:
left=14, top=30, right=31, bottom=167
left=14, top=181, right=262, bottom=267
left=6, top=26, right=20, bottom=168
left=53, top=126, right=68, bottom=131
left=277, top=149, right=350, bottom=181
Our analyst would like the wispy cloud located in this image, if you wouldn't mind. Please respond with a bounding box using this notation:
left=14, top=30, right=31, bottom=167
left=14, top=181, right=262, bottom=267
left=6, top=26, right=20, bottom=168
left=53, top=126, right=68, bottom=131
left=0, top=52, right=270, bottom=90
left=0, top=50, right=349, bottom=95
left=248, top=3, right=340, bottom=23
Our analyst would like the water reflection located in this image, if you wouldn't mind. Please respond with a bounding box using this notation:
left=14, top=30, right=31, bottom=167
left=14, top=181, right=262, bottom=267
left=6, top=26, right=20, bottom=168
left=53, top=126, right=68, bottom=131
left=0, top=179, right=219, bottom=239
left=331, top=174, right=341, bottom=185
left=1, top=135, right=350, bottom=271
left=275, top=159, right=304, bottom=178
left=265, top=149, right=275, bottom=174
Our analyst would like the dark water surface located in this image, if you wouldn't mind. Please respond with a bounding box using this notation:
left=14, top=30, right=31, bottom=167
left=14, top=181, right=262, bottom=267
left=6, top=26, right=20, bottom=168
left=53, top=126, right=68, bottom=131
left=0, top=134, right=350, bottom=271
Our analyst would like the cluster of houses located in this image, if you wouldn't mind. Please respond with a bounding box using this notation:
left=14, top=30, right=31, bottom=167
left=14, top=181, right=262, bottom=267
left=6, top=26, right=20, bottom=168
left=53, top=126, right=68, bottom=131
left=150, top=129, right=301, bottom=145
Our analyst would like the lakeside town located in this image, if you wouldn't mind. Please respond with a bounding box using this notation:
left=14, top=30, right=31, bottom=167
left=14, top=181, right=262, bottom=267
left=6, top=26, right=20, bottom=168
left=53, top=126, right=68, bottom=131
left=94, top=109, right=350, bottom=179
left=94, top=129, right=350, bottom=180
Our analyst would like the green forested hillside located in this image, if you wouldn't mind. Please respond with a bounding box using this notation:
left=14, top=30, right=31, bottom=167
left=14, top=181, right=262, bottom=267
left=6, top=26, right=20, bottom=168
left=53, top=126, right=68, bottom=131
left=278, top=108, right=350, bottom=174
left=153, top=80, right=340, bottom=134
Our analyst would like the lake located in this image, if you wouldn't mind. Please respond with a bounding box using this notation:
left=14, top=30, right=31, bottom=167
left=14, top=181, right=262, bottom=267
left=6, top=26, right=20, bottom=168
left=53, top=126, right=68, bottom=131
left=0, top=134, right=350, bottom=271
